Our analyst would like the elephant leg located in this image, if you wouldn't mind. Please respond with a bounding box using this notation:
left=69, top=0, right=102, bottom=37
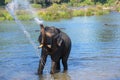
left=56, top=60, right=60, bottom=72
left=62, top=57, right=68, bottom=71
left=38, top=55, right=47, bottom=75
left=50, top=61, right=56, bottom=74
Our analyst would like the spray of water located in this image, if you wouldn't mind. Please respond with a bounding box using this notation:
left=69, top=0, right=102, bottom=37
left=5, top=0, right=43, bottom=57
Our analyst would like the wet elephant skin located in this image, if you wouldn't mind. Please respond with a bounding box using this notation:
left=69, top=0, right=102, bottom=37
left=38, top=24, right=71, bottom=74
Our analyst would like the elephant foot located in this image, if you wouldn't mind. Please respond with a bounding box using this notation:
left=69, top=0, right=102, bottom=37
left=56, top=69, right=60, bottom=73
left=38, top=70, right=43, bottom=75
left=63, top=70, right=68, bottom=73
left=50, top=71, right=54, bottom=74
left=50, top=70, right=60, bottom=74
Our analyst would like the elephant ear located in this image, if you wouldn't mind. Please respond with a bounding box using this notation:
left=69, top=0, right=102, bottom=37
left=57, top=35, right=63, bottom=47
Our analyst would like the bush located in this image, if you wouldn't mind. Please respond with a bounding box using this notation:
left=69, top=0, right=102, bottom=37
left=17, top=15, right=33, bottom=20
left=86, top=8, right=94, bottom=16
left=0, top=9, right=13, bottom=21
left=15, top=10, right=33, bottom=20
left=72, top=6, right=110, bottom=17
left=0, top=17, right=5, bottom=21
left=37, top=3, right=72, bottom=21
left=82, top=0, right=94, bottom=5
left=96, top=5, right=103, bottom=10
left=5, top=0, right=12, bottom=4
left=3, top=13, right=13, bottom=20
left=117, top=7, right=120, bottom=12
left=15, top=10, right=29, bottom=15
left=72, top=10, right=84, bottom=16
left=31, top=4, right=42, bottom=8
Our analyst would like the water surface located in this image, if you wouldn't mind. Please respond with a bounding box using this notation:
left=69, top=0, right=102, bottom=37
left=0, top=12, right=120, bottom=80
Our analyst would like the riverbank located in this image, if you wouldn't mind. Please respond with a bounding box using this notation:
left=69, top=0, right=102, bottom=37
left=0, top=3, right=120, bottom=21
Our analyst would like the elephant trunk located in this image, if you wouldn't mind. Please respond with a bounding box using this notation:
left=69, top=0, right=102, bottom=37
left=39, top=24, right=46, bottom=48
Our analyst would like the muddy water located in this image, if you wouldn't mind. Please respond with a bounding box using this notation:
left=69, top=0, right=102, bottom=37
left=0, top=12, right=120, bottom=80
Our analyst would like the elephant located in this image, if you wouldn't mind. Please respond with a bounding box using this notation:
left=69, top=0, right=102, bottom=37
left=37, top=24, right=71, bottom=74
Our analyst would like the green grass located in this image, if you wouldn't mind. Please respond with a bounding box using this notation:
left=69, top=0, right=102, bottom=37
left=17, top=15, right=33, bottom=20
left=0, top=17, right=5, bottom=21
left=72, top=5, right=110, bottom=17
left=72, top=10, right=85, bottom=16
left=31, top=4, right=42, bottom=8
left=116, top=6, right=120, bottom=12
left=0, top=3, right=115, bottom=21
left=37, top=3, right=72, bottom=21
left=0, top=9, right=13, bottom=21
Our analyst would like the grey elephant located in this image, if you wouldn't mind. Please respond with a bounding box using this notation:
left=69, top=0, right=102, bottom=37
left=38, top=24, right=71, bottom=74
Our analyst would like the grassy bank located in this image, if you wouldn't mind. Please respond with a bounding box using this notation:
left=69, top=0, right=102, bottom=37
left=37, top=4, right=72, bottom=21
left=0, top=3, right=120, bottom=21
left=37, top=4, right=111, bottom=21
left=0, top=7, right=13, bottom=21
left=72, top=5, right=110, bottom=17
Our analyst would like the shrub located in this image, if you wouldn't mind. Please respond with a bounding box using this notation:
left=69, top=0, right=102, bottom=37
left=15, top=10, right=29, bottom=15
left=0, top=17, right=5, bottom=21
left=82, top=0, right=94, bottom=6
left=0, top=9, right=13, bottom=21
left=31, top=4, right=42, bottom=8
left=37, top=3, right=72, bottom=21
left=3, top=13, right=13, bottom=20
left=95, top=10, right=104, bottom=15
left=96, top=5, right=103, bottom=10
left=17, top=15, right=33, bottom=20
left=5, top=0, right=12, bottom=4
left=15, top=10, right=33, bottom=20
left=116, top=7, right=120, bottom=12
left=86, top=8, right=94, bottom=16
left=72, top=10, right=84, bottom=16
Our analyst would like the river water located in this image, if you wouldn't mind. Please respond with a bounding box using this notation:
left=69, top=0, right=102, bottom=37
left=0, top=12, right=120, bottom=80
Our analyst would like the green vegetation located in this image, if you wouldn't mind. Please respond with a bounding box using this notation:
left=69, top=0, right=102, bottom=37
left=1, top=0, right=119, bottom=7
left=72, top=6, right=109, bottom=17
left=37, top=4, right=72, bottom=21
left=0, top=8, right=13, bottom=21
left=31, top=4, right=42, bottom=8
left=0, top=0, right=5, bottom=6
left=0, top=0, right=120, bottom=21
left=37, top=3, right=110, bottom=20
left=15, top=10, right=33, bottom=20
left=5, top=0, right=11, bottom=4
left=117, top=7, right=120, bottom=12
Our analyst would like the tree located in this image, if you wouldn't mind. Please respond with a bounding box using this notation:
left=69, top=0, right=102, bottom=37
left=0, top=0, right=5, bottom=5
left=33, top=0, right=37, bottom=3
left=30, top=0, right=41, bottom=4
left=60, top=0, right=70, bottom=3
left=94, top=0, right=107, bottom=4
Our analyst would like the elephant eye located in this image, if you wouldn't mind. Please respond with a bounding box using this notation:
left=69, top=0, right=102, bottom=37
left=46, top=37, right=52, bottom=44
left=45, top=27, right=55, bottom=33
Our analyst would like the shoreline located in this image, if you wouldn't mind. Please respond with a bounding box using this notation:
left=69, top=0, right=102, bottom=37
left=0, top=4, right=120, bottom=21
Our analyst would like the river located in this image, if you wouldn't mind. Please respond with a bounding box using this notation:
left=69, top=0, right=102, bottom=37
left=0, top=12, right=120, bottom=80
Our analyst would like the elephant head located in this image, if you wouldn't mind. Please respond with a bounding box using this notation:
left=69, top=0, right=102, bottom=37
left=38, top=24, right=63, bottom=51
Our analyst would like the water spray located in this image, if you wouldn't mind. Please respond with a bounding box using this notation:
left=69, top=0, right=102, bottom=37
left=34, top=17, right=43, bottom=25
left=5, top=0, right=43, bottom=58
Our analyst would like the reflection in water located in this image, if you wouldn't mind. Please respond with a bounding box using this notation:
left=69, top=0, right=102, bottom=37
left=98, top=29, right=115, bottom=42
left=96, top=20, right=118, bottom=43
left=51, top=72, right=71, bottom=80
left=38, top=72, right=71, bottom=80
